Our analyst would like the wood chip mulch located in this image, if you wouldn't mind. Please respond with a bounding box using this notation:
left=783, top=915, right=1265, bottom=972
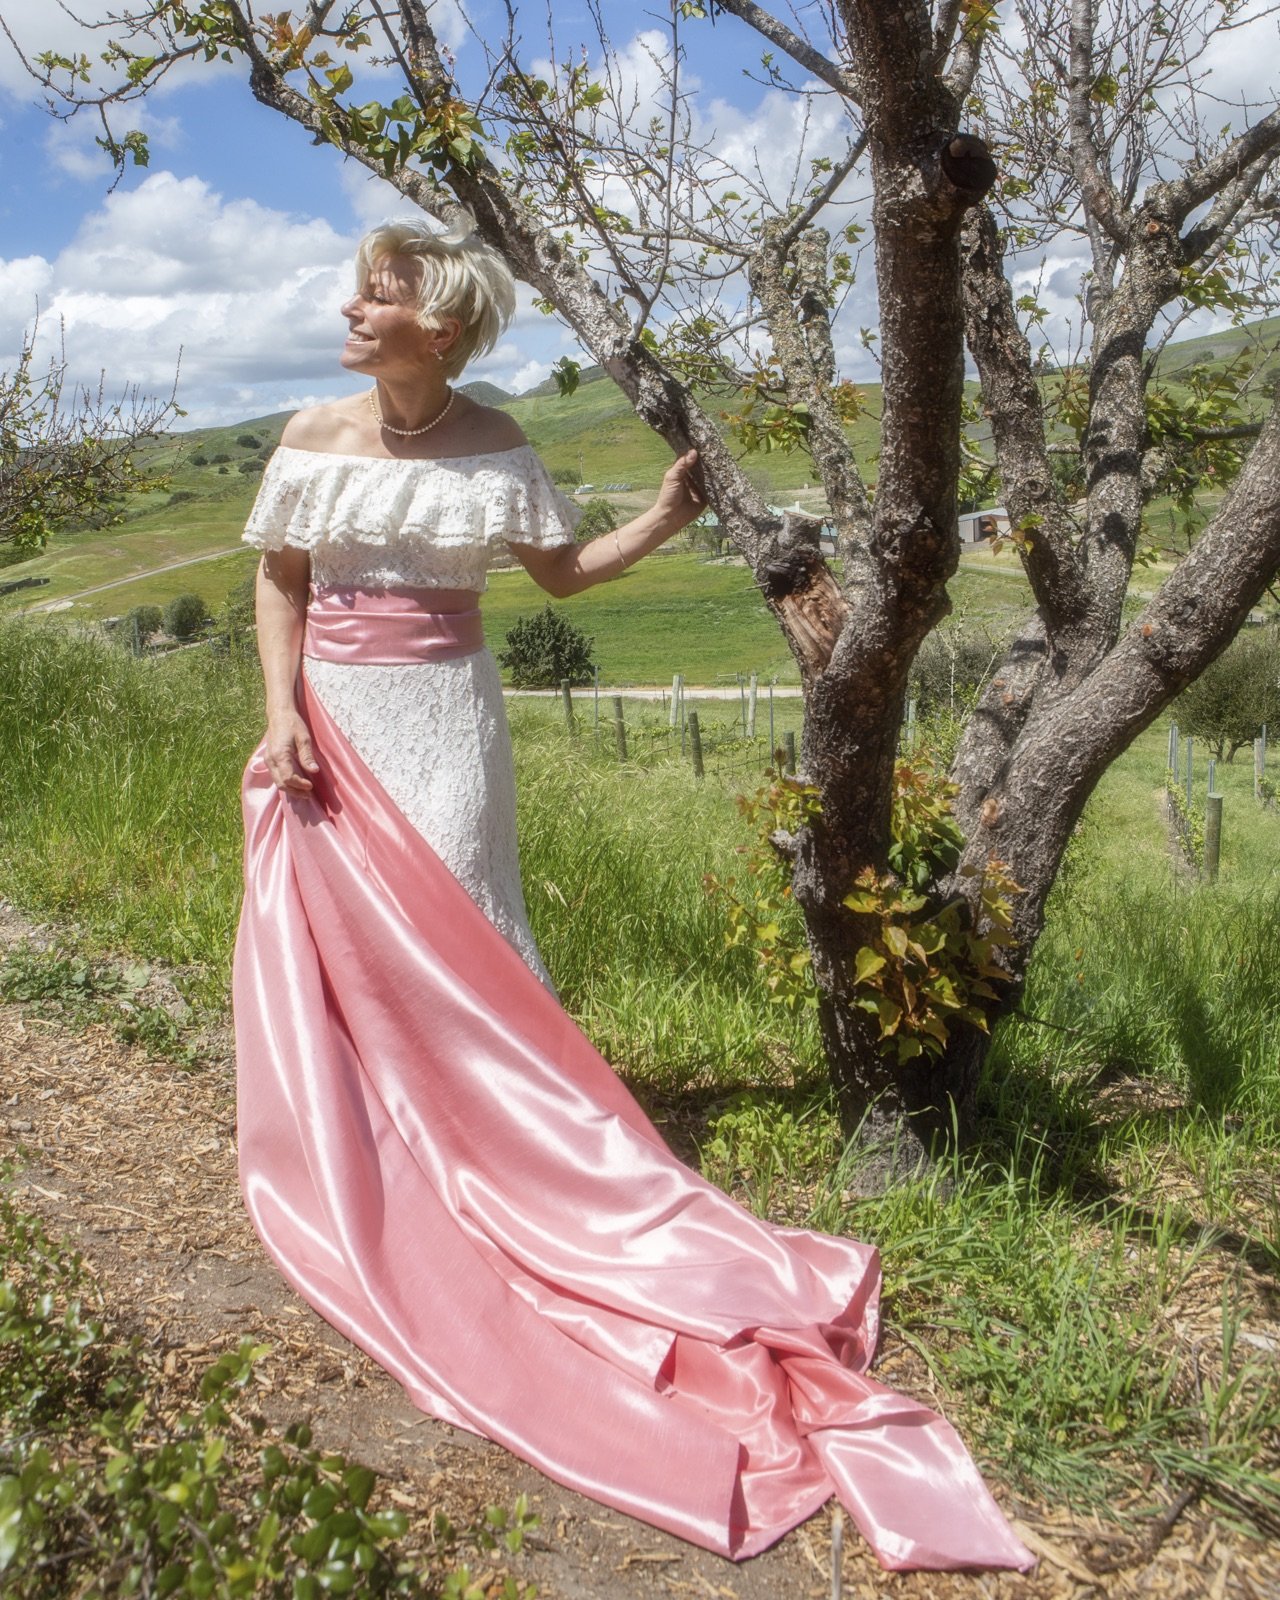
left=0, top=909, right=1276, bottom=1599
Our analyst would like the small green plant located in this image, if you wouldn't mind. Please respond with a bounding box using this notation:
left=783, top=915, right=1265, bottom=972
left=698, top=1090, right=841, bottom=1217
left=844, top=853, right=1019, bottom=1065
left=0, top=1181, right=540, bottom=1597
left=709, top=758, right=1020, bottom=1062
left=497, top=604, right=595, bottom=688
left=1165, top=771, right=1205, bottom=866
left=705, top=773, right=822, bottom=1011
left=0, top=944, right=198, bottom=1065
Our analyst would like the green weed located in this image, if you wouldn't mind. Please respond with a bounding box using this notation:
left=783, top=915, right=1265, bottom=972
left=0, top=1184, right=539, bottom=1598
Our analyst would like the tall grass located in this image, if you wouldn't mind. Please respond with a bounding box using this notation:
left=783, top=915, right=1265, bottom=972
left=0, top=619, right=817, bottom=1077
left=0, top=621, right=259, bottom=999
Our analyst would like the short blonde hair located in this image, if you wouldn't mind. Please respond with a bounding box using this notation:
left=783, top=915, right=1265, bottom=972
left=354, top=217, right=516, bottom=380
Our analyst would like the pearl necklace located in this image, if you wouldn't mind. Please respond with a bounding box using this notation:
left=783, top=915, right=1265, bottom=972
left=368, top=387, right=455, bottom=437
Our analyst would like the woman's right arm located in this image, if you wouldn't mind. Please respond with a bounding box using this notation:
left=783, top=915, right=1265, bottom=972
left=256, top=547, right=319, bottom=793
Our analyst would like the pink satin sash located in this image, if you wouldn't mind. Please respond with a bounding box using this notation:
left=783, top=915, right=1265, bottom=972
left=304, top=585, right=484, bottom=664
left=233, top=655, right=1033, bottom=1572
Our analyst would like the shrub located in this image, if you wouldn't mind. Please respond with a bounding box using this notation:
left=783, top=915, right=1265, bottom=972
left=167, top=489, right=197, bottom=507
left=909, top=624, right=1004, bottom=717
left=236, top=433, right=261, bottom=449
left=550, top=464, right=579, bottom=486
left=574, top=497, right=620, bottom=542
left=239, top=458, right=263, bottom=474
left=188, top=453, right=208, bottom=467
left=122, top=605, right=163, bottom=652
left=162, top=592, right=211, bottom=641
left=210, top=452, right=231, bottom=464
left=1174, top=630, right=1280, bottom=761
left=498, top=604, right=595, bottom=688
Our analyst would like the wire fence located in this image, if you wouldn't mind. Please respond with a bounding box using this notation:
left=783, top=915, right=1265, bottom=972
left=539, top=671, right=803, bottom=782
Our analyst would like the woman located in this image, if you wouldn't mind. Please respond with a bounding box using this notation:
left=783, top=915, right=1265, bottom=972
left=234, top=218, right=1031, bottom=1573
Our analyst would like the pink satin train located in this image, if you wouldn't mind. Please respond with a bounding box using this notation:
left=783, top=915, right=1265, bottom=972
left=232, top=638, right=1033, bottom=1570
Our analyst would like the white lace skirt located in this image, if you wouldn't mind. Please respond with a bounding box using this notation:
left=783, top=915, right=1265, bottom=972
left=302, top=649, right=548, bottom=979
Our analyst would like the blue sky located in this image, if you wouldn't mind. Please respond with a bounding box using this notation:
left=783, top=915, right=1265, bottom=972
left=0, top=2, right=1274, bottom=428
left=0, top=0, right=809, bottom=426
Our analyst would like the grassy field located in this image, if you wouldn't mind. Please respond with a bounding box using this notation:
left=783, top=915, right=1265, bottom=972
left=5, top=305, right=1277, bottom=629
left=1, top=616, right=1277, bottom=1547
left=6, top=531, right=1042, bottom=684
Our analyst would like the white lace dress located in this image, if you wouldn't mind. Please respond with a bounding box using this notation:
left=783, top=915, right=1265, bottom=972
left=242, top=444, right=581, bottom=976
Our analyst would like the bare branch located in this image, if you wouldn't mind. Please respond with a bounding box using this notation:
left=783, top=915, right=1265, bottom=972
left=711, top=0, right=860, bottom=100
left=960, top=206, right=1088, bottom=626
left=1067, top=0, right=1128, bottom=244
left=1157, top=105, right=1280, bottom=227
left=776, top=129, right=868, bottom=248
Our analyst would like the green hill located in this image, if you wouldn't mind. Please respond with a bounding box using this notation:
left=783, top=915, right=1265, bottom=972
left=459, top=379, right=513, bottom=406
left=4, top=312, right=1277, bottom=625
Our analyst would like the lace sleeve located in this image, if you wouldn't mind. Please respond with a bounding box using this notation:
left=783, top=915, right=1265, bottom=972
left=243, top=450, right=307, bottom=551
left=498, top=451, right=582, bottom=548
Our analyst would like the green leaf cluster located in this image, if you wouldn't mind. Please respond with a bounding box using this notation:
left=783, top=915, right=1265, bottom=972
left=709, top=758, right=1020, bottom=1062
left=0, top=1180, right=541, bottom=1597
left=705, top=774, right=823, bottom=1011
left=1165, top=769, right=1206, bottom=868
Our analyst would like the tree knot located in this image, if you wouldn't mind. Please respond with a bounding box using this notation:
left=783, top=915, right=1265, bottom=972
left=761, top=513, right=825, bottom=601
left=940, top=133, right=997, bottom=201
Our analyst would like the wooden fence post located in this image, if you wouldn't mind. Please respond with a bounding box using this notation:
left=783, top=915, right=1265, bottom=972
left=688, top=710, right=704, bottom=779
left=593, top=665, right=600, bottom=730
left=612, top=695, right=627, bottom=761
left=560, top=678, right=574, bottom=733
left=1204, top=791, right=1223, bottom=883
left=747, top=673, right=758, bottom=740
left=784, top=731, right=797, bottom=775
left=1256, top=737, right=1265, bottom=800
left=669, top=673, right=682, bottom=728
left=1184, top=736, right=1193, bottom=808
left=768, top=681, right=775, bottom=755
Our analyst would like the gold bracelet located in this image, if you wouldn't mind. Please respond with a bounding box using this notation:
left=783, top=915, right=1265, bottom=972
left=613, top=529, right=628, bottom=571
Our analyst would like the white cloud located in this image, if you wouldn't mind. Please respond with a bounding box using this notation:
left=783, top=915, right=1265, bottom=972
left=0, top=167, right=580, bottom=424
left=0, top=172, right=358, bottom=423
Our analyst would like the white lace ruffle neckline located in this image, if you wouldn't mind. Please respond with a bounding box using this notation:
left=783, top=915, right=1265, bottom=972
left=243, top=443, right=581, bottom=553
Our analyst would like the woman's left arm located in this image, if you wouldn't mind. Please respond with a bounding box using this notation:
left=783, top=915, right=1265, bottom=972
left=509, top=450, right=704, bottom=599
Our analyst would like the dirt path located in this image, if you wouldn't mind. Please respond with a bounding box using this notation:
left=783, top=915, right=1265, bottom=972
left=22, top=546, right=244, bottom=612
left=0, top=911, right=1273, bottom=1599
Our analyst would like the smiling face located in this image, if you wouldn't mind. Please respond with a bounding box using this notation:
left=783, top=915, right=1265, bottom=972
left=339, top=253, right=457, bottom=380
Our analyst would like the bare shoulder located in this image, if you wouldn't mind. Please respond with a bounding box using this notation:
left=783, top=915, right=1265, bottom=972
left=449, top=398, right=527, bottom=457
left=279, top=396, right=367, bottom=454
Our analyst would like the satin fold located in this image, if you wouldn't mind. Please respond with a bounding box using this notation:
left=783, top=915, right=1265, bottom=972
left=304, top=584, right=484, bottom=664
left=233, top=665, right=1033, bottom=1572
